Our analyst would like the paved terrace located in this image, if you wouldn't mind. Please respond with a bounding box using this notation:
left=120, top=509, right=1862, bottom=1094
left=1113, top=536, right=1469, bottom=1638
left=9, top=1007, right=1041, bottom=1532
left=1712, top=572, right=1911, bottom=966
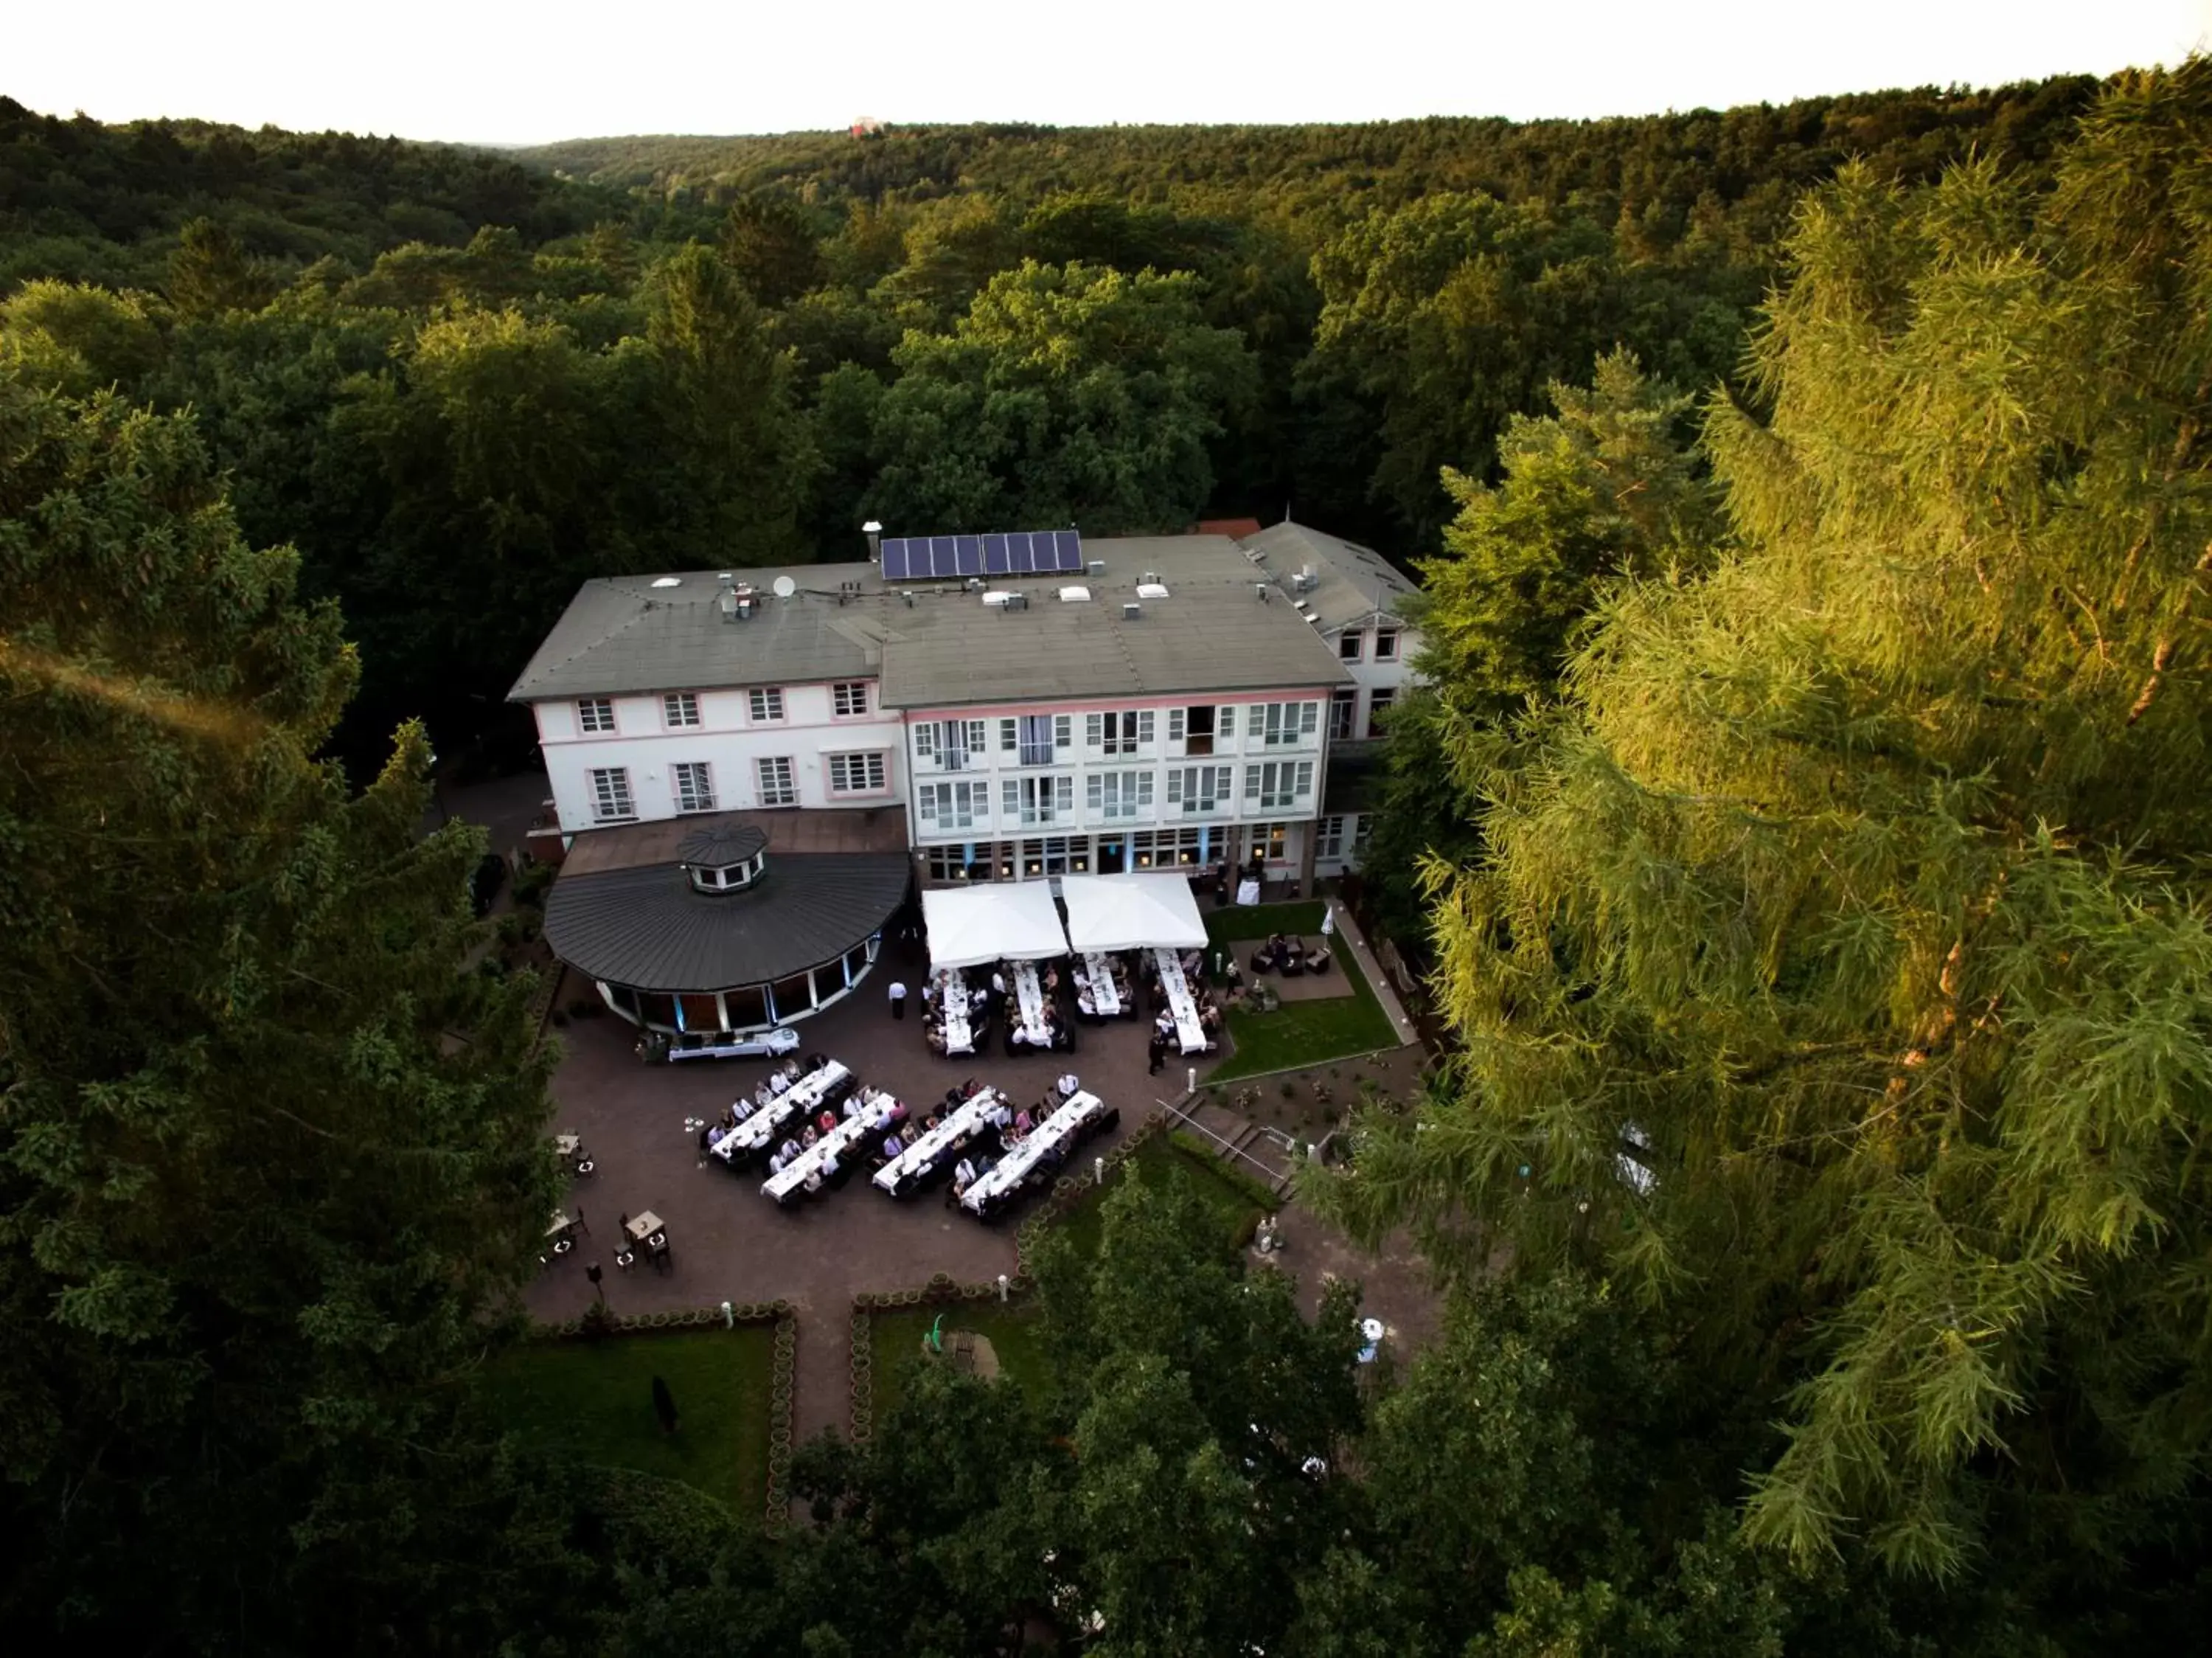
left=526, top=925, right=1439, bottom=1442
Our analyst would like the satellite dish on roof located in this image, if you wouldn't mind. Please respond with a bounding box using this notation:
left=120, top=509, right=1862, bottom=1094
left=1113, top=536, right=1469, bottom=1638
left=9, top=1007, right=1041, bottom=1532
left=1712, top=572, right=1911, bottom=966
left=772, top=575, right=798, bottom=599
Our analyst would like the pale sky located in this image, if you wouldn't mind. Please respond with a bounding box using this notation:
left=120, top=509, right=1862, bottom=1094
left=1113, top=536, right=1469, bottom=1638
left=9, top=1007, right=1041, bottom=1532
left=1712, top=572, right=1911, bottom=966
left=11, top=0, right=2207, bottom=147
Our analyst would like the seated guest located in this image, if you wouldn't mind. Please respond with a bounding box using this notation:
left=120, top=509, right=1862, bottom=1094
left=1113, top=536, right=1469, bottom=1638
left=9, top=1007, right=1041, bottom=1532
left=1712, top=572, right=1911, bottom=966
left=818, top=1110, right=838, bottom=1134
left=888, top=1098, right=911, bottom=1123
left=881, top=1129, right=905, bottom=1162
left=778, top=1135, right=801, bottom=1165
left=925, top=1027, right=947, bottom=1055
left=953, top=1154, right=978, bottom=1190
left=767, top=1148, right=788, bottom=1175
left=801, top=1124, right=819, bottom=1148
left=1057, top=1072, right=1080, bottom=1100
left=768, top=1069, right=791, bottom=1095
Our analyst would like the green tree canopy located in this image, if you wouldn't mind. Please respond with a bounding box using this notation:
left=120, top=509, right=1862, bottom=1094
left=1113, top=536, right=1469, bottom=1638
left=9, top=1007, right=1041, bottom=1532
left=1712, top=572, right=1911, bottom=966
left=1323, top=63, right=2212, bottom=1616
left=0, top=372, right=561, bottom=1643
left=863, top=260, right=1258, bottom=533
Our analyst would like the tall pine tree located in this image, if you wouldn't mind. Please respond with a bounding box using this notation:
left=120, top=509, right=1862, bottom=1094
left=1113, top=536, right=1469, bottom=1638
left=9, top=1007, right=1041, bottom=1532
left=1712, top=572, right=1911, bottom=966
left=0, top=373, right=561, bottom=1645
left=1323, top=60, right=2212, bottom=1614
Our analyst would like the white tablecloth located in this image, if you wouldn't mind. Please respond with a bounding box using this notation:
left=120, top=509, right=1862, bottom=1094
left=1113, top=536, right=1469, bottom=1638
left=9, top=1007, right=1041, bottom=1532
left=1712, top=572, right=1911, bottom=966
left=1152, top=948, right=1207, bottom=1054
left=961, top=1090, right=1106, bottom=1213
left=872, top=1087, right=1003, bottom=1193
left=933, top=968, right=975, bottom=1055
left=762, top=1106, right=875, bottom=1202
left=713, top=1060, right=850, bottom=1162
left=1012, top=962, right=1050, bottom=1045
left=1077, top=951, right=1121, bottom=1016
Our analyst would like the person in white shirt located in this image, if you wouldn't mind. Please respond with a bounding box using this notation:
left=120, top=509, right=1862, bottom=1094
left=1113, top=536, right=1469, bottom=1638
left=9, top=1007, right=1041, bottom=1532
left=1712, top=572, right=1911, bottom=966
left=991, top=968, right=1007, bottom=996
left=953, top=1156, right=978, bottom=1190
left=1056, top=1073, right=1079, bottom=1100
left=767, top=1150, right=787, bottom=1174
left=769, top=1071, right=790, bottom=1095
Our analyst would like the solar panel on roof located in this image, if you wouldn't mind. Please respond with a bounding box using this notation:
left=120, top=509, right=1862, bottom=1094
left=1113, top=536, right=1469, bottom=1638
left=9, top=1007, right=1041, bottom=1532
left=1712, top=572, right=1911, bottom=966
left=877, top=529, right=1085, bottom=580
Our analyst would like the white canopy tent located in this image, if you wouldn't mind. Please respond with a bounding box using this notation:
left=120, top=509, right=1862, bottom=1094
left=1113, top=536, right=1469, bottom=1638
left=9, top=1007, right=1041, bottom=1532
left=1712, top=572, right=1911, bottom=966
left=922, top=883, right=1070, bottom=971
left=1059, top=873, right=1210, bottom=954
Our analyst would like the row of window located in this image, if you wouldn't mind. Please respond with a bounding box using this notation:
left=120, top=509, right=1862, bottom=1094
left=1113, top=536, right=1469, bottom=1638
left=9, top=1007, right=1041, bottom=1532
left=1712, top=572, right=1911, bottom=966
left=913, top=701, right=1324, bottom=769
left=575, top=682, right=872, bottom=736
left=587, top=752, right=888, bottom=822
left=1338, top=625, right=1402, bottom=664
left=922, top=822, right=1299, bottom=881
left=914, top=761, right=1315, bottom=830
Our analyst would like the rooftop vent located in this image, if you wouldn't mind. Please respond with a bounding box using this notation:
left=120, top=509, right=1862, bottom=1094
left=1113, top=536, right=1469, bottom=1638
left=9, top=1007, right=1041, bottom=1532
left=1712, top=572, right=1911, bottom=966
left=981, top=590, right=1018, bottom=607
left=1255, top=583, right=1273, bottom=603
left=1122, top=602, right=1141, bottom=620
left=1058, top=585, right=1092, bottom=603
left=651, top=575, right=681, bottom=589
left=1135, top=582, right=1170, bottom=600
left=1292, top=565, right=1318, bottom=593
left=1087, top=559, right=1106, bottom=577
left=1141, top=570, right=1159, bottom=586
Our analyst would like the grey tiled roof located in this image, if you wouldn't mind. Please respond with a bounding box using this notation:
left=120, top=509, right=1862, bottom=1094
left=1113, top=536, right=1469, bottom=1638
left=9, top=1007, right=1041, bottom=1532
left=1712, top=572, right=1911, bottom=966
left=1237, top=521, right=1417, bottom=631
left=508, top=534, right=1361, bottom=708
left=544, top=853, right=911, bottom=993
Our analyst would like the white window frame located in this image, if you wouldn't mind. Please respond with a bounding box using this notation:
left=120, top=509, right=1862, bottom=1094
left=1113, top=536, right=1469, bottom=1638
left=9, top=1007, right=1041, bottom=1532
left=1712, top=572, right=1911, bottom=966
left=588, top=766, right=634, bottom=822
left=1329, top=687, right=1357, bottom=740
left=1088, top=710, right=1155, bottom=756
left=916, top=718, right=986, bottom=770
left=662, top=692, right=700, bottom=729
left=1257, top=701, right=1319, bottom=748
left=827, top=751, right=888, bottom=795
left=756, top=755, right=797, bottom=807
left=671, top=761, right=715, bottom=813
left=1374, top=627, right=1401, bottom=662
left=577, top=697, right=615, bottom=735
left=1338, top=630, right=1363, bottom=662
left=919, top=780, right=987, bottom=830
left=1087, top=769, right=1155, bottom=822
left=748, top=687, right=786, bottom=724
left=1245, top=760, right=1313, bottom=811
left=1166, top=764, right=1231, bottom=815
left=1315, top=814, right=1346, bottom=861
left=1003, top=774, right=1074, bottom=826
left=832, top=681, right=870, bottom=718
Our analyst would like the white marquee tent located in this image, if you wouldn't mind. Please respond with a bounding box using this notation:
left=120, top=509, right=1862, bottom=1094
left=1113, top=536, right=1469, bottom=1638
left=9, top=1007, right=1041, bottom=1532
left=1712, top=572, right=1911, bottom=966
left=922, top=882, right=1070, bottom=971
left=1059, top=873, right=1210, bottom=954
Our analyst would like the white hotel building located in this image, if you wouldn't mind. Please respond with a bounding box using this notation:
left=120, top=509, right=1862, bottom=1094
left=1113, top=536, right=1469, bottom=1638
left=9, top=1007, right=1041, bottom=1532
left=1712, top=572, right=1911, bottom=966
left=507, top=521, right=1419, bottom=1036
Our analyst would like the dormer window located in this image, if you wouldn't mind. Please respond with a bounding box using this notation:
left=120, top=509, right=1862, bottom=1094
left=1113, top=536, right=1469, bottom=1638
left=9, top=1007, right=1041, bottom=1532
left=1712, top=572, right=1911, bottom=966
left=677, top=822, right=770, bottom=895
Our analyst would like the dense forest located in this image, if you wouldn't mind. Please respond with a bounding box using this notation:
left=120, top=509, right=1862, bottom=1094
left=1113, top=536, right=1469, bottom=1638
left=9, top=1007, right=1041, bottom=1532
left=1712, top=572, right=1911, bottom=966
left=1, top=77, right=2098, bottom=771
left=7, top=60, right=2212, bottom=1654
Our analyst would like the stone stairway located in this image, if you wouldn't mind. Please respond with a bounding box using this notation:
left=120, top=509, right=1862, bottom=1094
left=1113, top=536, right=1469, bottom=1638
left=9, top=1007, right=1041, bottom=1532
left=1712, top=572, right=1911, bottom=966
left=1184, top=1099, right=1299, bottom=1200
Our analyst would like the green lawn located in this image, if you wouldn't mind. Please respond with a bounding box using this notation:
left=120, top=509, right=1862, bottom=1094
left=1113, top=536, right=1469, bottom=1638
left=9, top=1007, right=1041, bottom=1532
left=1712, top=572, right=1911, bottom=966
left=480, top=1327, right=773, bottom=1514
left=869, top=1303, right=1052, bottom=1421
left=1053, top=1132, right=1272, bottom=1261
left=1199, top=901, right=1400, bottom=1081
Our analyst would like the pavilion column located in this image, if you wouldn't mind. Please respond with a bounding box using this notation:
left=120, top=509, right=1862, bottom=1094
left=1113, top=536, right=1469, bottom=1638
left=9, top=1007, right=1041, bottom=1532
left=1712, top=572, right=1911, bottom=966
left=1296, top=819, right=1318, bottom=899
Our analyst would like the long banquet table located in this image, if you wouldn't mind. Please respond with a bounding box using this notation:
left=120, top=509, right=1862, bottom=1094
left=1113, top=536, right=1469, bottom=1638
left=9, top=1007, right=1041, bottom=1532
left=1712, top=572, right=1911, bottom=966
left=872, top=1086, right=1004, bottom=1195
left=933, top=968, right=976, bottom=1055
left=1151, top=948, right=1208, bottom=1054
left=1010, top=962, right=1051, bottom=1047
left=762, top=1103, right=877, bottom=1204
left=1074, top=951, right=1121, bottom=1017
left=711, top=1060, right=851, bottom=1165
left=961, top=1090, right=1108, bottom=1215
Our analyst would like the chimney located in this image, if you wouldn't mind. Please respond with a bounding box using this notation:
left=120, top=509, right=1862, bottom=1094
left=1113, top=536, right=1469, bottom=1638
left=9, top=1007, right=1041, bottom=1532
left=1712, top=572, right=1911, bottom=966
left=863, top=519, right=883, bottom=563
left=717, top=572, right=738, bottom=622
